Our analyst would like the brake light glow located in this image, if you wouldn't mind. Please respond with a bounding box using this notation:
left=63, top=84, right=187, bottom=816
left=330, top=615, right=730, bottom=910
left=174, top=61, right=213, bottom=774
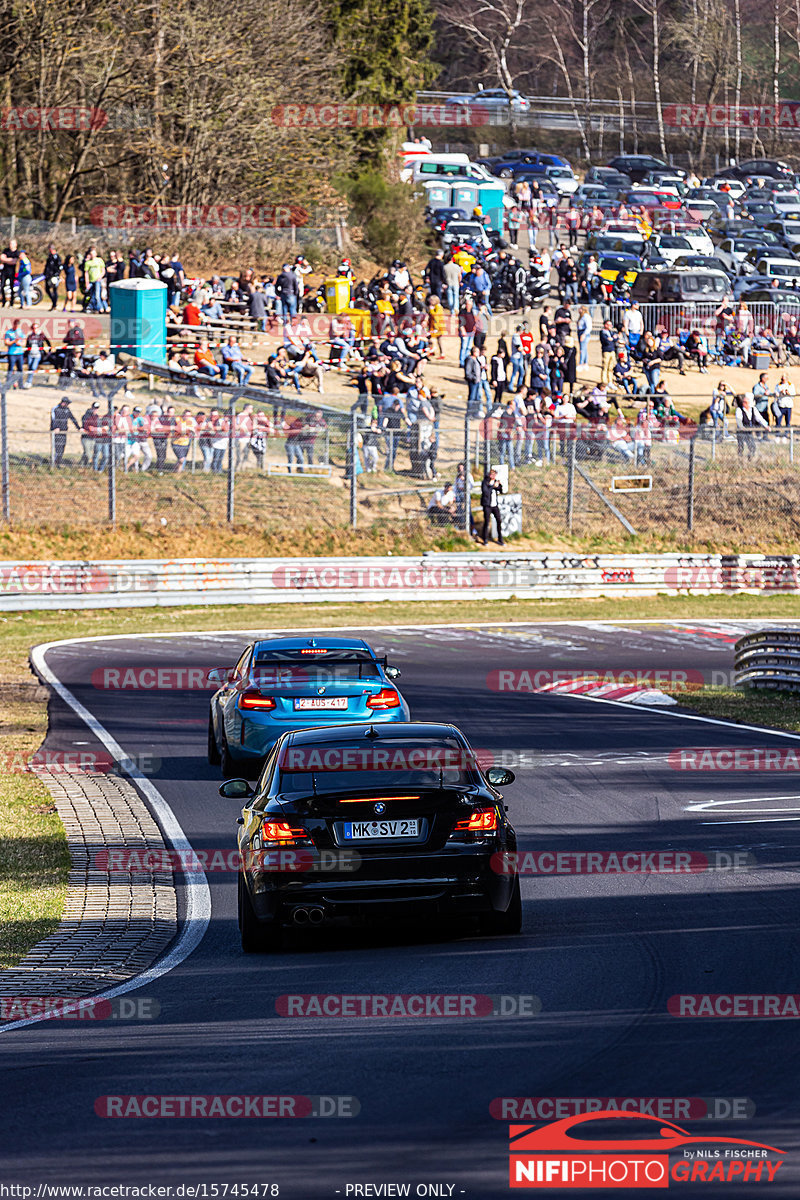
left=300, top=648, right=328, bottom=655
left=260, top=820, right=308, bottom=843
left=239, top=691, right=277, bottom=710
left=454, top=808, right=498, bottom=832
left=366, top=688, right=401, bottom=710
left=338, top=795, right=420, bottom=804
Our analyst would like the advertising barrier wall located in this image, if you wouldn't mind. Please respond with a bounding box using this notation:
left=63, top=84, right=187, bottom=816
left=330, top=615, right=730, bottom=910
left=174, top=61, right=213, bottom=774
left=0, top=553, right=797, bottom=611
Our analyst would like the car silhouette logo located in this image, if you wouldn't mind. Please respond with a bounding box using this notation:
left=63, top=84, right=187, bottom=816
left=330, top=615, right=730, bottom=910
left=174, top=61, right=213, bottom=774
left=374, top=802, right=386, bottom=815
left=509, top=1111, right=783, bottom=1155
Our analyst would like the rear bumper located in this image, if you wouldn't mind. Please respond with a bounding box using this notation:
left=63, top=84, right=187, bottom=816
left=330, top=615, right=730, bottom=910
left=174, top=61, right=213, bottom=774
left=246, top=844, right=515, bottom=925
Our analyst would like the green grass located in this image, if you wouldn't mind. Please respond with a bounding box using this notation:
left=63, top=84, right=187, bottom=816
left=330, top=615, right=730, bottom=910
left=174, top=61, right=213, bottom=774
left=668, top=685, right=800, bottom=734
left=0, top=684, right=70, bottom=970
left=1, top=591, right=799, bottom=974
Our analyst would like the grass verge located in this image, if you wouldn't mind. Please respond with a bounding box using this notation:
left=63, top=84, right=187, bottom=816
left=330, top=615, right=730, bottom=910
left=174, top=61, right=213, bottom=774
left=667, top=686, right=800, bottom=734
left=1, top=590, right=797, bottom=974
left=0, top=680, right=70, bottom=971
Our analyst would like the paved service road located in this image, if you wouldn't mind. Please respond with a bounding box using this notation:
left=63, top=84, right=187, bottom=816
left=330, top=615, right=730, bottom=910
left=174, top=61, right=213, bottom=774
left=2, top=621, right=799, bottom=1197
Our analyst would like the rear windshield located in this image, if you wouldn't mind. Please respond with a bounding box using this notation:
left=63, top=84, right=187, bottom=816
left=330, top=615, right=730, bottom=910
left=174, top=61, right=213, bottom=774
left=276, top=736, right=481, bottom=792
left=681, top=274, right=728, bottom=294
left=253, top=650, right=381, bottom=685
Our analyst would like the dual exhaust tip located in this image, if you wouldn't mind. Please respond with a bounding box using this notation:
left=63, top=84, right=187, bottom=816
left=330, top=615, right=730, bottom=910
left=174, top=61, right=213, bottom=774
left=292, top=906, right=325, bottom=926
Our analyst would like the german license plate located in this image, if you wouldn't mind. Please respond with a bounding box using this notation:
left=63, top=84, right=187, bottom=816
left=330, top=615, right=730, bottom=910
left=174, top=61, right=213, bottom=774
left=293, top=697, right=348, bottom=710
left=344, top=820, right=419, bottom=840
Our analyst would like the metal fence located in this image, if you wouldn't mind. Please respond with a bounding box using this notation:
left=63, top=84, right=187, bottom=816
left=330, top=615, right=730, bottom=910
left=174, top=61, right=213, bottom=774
left=3, top=373, right=800, bottom=551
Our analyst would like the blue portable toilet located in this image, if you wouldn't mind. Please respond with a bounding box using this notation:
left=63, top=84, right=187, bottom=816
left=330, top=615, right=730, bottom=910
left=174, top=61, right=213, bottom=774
left=109, top=278, right=167, bottom=366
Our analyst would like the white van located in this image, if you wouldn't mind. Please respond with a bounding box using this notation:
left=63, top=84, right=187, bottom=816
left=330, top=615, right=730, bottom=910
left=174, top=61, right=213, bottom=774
left=408, top=154, right=495, bottom=184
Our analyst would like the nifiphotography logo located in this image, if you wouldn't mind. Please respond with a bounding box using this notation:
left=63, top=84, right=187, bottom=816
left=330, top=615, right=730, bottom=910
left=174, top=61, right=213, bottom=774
left=507, top=1111, right=785, bottom=1188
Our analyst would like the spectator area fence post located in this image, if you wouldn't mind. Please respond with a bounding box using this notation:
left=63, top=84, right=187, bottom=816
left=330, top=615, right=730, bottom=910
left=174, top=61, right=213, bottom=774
left=0, top=388, right=9, bottom=522
left=463, top=411, right=471, bottom=535
left=687, top=436, right=696, bottom=533
left=710, top=427, right=716, bottom=463
left=50, top=429, right=55, bottom=468
left=791, top=428, right=795, bottom=466
left=350, top=408, right=358, bottom=529
left=227, top=390, right=238, bottom=525
left=566, top=434, right=576, bottom=534
left=107, top=388, right=116, bottom=527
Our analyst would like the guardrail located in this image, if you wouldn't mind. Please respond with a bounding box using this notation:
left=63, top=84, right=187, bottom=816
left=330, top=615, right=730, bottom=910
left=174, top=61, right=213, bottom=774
left=0, top=552, right=798, bottom=611
left=734, top=628, right=800, bottom=690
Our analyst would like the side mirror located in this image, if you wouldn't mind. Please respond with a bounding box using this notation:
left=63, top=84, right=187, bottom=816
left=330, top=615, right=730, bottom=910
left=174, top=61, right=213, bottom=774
left=219, top=778, right=254, bottom=800
left=385, top=665, right=401, bottom=680
left=486, top=766, right=515, bottom=787
left=207, top=666, right=234, bottom=685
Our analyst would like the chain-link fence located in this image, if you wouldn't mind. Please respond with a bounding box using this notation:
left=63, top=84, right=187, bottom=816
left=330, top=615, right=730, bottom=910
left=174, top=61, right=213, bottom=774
left=3, top=375, right=800, bottom=551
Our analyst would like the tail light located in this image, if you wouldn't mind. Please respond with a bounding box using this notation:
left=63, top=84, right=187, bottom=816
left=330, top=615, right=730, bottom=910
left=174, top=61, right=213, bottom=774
left=260, top=820, right=309, bottom=844
left=454, top=808, right=498, bottom=833
left=366, top=688, right=401, bottom=710
left=239, top=690, right=277, bottom=710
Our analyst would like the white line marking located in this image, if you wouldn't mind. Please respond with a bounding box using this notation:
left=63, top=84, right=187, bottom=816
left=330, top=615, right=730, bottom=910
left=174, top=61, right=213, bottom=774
left=0, top=639, right=212, bottom=1035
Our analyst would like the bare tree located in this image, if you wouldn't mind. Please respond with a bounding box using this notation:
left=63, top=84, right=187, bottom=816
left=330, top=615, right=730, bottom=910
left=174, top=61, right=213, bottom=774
left=631, top=0, right=667, bottom=159
left=436, top=0, right=533, bottom=95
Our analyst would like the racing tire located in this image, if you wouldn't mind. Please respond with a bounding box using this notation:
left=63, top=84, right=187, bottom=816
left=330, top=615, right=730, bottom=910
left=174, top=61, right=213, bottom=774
left=483, top=875, right=522, bottom=936
left=207, top=712, right=221, bottom=765
left=239, top=872, right=282, bottom=952
left=220, top=729, right=236, bottom=779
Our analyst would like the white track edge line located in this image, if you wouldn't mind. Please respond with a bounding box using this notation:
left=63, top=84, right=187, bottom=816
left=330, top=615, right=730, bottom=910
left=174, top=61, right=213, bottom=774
left=0, top=639, right=212, bottom=1035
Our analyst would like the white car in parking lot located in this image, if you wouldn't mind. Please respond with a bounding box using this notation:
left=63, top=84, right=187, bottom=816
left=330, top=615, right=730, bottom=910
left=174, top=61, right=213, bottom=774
left=648, top=233, right=695, bottom=265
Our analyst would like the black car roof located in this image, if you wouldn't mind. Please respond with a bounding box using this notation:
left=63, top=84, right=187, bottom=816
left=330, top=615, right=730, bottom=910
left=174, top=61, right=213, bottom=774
left=283, top=721, right=461, bottom=747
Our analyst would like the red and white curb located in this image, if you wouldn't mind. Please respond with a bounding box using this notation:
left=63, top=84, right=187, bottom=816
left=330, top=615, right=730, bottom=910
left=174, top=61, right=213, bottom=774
left=534, top=680, right=678, bottom=706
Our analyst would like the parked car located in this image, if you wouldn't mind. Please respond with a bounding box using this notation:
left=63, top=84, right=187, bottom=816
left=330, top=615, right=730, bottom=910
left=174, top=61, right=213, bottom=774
left=424, top=206, right=468, bottom=231
left=740, top=245, right=798, bottom=275
left=717, top=158, right=794, bottom=181
left=573, top=183, right=616, bottom=205
left=607, top=154, right=686, bottom=183
left=716, top=237, right=776, bottom=272
left=584, top=166, right=631, bottom=191
left=641, top=171, right=687, bottom=195
left=647, top=233, right=695, bottom=266
left=673, top=254, right=733, bottom=277
left=441, top=219, right=493, bottom=251
left=631, top=268, right=731, bottom=304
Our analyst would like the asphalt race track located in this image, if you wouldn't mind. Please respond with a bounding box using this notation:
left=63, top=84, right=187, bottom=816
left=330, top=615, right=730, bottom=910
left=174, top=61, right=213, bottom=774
left=2, top=619, right=800, bottom=1198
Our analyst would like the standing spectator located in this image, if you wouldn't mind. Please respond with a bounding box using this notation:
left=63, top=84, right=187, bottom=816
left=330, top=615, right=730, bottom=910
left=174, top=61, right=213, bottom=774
left=497, top=400, right=518, bottom=468
left=148, top=403, right=169, bottom=472
left=50, top=397, right=79, bottom=466
left=736, top=393, right=766, bottom=458
left=710, top=381, right=732, bottom=435
left=95, top=407, right=112, bottom=471
left=639, top=332, right=662, bottom=394
left=427, top=295, right=446, bottom=359
left=113, top=404, right=131, bottom=468
left=383, top=397, right=405, bottom=471
left=599, top=319, right=618, bottom=385
left=210, top=410, right=229, bottom=473
left=16, top=249, right=33, bottom=307
left=44, top=244, right=62, bottom=310
left=0, top=240, right=19, bottom=306
left=490, top=344, right=507, bottom=406
left=752, top=372, right=772, bottom=431
left=774, top=375, right=796, bottom=429
left=275, top=263, right=299, bottom=322
left=4, top=319, right=24, bottom=387
left=425, top=249, right=446, bottom=299
left=132, top=406, right=153, bottom=471
left=105, top=249, right=126, bottom=286
left=171, top=410, right=192, bottom=474
left=249, top=284, right=268, bottom=333
left=234, top=403, right=255, bottom=467
left=481, top=468, right=504, bottom=545
left=24, top=321, right=51, bottom=388
left=362, top=418, right=381, bottom=473
left=84, top=248, right=107, bottom=313
left=80, top=400, right=100, bottom=467
left=623, top=302, right=644, bottom=351
left=63, top=255, right=78, bottom=311
left=735, top=301, right=754, bottom=365
left=284, top=415, right=305, bottom=473
left=576, top=306, right=591, bottom=367
left=458, top=294, right=480, bottom=366
left=196, top=410, right=214, bottom=472
left=443, top=256, right=461, bottom=315
left=63, top=320, right=85, bottom=376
